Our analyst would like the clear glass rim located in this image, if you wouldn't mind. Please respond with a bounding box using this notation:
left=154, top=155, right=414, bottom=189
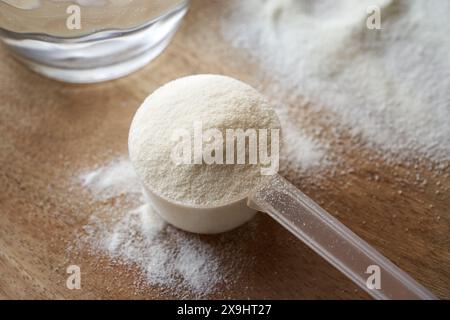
left=0, top=0, right=190, bottom=43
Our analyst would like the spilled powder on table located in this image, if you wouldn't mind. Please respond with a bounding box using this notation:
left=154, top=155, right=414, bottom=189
left=77, top=158, right=224, bottom=297
left=83, top=202, right=222, bottom=294
left=79, top=158, right=141, bottom=199
left=276, top=109, right=329, bottom=172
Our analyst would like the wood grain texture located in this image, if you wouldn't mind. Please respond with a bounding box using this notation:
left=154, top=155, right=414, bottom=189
left=0, top=0, right=448, bottom=299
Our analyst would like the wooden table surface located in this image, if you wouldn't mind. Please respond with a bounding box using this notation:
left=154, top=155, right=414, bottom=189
left=0, top=0, right=448, bottom=299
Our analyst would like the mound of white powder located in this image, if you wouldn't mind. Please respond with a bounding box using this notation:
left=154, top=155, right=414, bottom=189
left=129, top=74, right=281, bottom=206
left=222, top=0, right=450, bottom=161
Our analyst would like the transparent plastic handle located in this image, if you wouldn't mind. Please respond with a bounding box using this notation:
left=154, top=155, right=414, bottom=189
left=248, top=175, right=436, bottom=300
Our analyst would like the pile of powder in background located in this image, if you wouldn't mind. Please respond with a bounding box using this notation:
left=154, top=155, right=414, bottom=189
left=222, top=0, right=450, bottom=162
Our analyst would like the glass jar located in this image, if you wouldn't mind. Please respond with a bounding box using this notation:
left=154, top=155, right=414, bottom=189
left=0, top=0, right=190, bottom=83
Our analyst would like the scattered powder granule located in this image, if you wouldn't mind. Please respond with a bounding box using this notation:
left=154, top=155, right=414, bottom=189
left=76, top=159, right=226, bottom=296
left=276, top=109, right=328, bottom=172
left=79, top=157, right=141, bottom=198
left=88, top=203, right=222, bottom=295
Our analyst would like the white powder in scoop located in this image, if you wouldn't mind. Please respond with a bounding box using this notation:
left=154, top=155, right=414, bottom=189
left=129, top=74, right=281, bottom=207
left=222, top=0, right=450, bottom=161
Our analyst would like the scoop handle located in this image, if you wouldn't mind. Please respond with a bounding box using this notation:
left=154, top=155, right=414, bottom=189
left=248, top=174, right=436, bottom=300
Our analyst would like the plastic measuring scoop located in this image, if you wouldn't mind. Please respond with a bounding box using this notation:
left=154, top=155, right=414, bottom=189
left=144, top=174, right=436, bottom=300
